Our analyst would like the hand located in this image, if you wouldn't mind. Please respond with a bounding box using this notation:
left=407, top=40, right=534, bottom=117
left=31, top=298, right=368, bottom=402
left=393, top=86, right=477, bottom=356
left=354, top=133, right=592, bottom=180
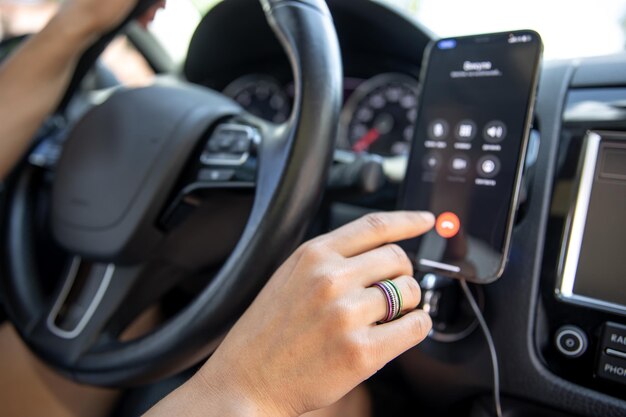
left=197, top=211, right=435, bottom=417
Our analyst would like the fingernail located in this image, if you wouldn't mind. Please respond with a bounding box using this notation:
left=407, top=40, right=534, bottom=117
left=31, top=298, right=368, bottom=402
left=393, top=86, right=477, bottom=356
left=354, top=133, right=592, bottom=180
left=417, top=211, right=435, bottom=224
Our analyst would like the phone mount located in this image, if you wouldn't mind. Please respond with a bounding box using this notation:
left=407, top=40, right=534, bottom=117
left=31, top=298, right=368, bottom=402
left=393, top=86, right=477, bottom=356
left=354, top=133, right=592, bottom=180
left=420, top=273, right=484, bottom=342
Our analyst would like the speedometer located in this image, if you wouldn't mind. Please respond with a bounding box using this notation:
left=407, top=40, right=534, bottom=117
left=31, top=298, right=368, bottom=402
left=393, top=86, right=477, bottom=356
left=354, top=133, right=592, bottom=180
left=339, top=73, right=419, bottom=157
left=223, top=74, right=291, bottom=123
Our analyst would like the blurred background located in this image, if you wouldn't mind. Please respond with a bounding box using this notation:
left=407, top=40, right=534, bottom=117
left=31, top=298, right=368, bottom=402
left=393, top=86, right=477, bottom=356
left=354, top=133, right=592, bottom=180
left=2, top=0, right=626, bottom=84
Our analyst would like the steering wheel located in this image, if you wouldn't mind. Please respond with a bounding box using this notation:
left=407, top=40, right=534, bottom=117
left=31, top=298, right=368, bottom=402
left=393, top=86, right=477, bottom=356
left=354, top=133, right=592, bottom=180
left=0, top=0, right=342, bottom=386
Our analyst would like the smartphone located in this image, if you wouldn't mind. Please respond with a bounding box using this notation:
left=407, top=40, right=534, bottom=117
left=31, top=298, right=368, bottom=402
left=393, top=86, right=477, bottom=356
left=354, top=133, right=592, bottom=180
left=400, top=30, right=542, bottom=284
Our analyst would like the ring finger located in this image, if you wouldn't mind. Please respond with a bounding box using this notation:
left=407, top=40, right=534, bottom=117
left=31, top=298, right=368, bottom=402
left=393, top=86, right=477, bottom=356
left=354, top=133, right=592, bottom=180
left=357, top=275, right=422, bottom=324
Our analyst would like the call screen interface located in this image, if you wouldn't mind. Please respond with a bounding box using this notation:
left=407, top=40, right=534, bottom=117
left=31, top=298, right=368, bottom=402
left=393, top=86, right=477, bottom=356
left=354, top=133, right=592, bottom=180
left=401, top=31, right=541, bottom=282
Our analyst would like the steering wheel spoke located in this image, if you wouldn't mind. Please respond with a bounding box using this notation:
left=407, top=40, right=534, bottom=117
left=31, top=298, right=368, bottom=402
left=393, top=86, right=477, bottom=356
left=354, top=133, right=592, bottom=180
left=46, top=257, right=118, bottom=340
left=27, top=258, right=140, bottom=364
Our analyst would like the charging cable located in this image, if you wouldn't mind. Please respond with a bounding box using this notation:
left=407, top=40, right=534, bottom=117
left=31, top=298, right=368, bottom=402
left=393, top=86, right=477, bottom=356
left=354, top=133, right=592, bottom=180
left=460, top=279, right=503, bottom=417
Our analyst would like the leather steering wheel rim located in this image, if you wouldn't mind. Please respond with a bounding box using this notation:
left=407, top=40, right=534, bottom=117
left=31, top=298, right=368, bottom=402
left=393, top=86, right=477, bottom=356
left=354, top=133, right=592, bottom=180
left=0, top=0, right=342, bottom=386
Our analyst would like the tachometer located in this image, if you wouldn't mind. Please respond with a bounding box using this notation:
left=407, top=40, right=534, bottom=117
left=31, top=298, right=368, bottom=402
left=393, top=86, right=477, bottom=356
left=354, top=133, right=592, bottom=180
left=339, top=73, right=419, bottom=157
left=223, top=74, right=291, bottom=123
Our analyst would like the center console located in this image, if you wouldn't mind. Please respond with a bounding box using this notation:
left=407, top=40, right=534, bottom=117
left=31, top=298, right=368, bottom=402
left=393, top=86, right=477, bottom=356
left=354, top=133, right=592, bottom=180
left=539, top=86, right=626, bottom=401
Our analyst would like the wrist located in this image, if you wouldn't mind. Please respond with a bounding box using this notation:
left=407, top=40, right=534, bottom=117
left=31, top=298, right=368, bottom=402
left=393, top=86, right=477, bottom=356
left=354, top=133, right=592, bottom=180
left=145, top=371, right=262, bottom=417
left=191, top=364, right=294, bottom=417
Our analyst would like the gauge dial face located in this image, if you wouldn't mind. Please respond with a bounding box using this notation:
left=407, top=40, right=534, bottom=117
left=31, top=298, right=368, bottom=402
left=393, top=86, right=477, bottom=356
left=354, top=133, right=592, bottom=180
left=223, top=74, right=291, bottom=123
left=339, top=73, right=419, bottom=157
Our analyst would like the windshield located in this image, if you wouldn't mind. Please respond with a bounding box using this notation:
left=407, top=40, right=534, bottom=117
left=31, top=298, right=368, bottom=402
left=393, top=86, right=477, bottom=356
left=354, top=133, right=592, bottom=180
left=148, top=0, right=626, bottom=63
left=3, top=1, right=624, bottom=65
left=378, top=0, right=626, bottom=60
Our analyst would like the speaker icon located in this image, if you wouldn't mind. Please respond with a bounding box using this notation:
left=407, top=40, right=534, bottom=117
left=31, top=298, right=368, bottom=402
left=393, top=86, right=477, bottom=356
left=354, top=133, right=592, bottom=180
left=483, top=121, right=507, bottom=143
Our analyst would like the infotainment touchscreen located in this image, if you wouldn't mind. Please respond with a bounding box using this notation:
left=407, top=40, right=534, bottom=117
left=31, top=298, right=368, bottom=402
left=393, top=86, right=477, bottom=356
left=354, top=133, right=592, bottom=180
left=558, top=132, right=626, bottom=315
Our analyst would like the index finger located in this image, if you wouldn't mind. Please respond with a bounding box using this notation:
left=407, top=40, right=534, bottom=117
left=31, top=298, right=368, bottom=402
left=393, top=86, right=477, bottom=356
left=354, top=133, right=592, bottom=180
left=327, top=211, right=435, bottom=258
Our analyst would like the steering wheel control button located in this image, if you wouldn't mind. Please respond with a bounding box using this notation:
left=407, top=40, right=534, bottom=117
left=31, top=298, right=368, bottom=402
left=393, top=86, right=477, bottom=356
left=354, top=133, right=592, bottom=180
left=483, top=120, right=507, bottom=143
left=449, top=155, right=470, bottom=174
left=428, top=119, right=449, bottom=140
left=555, top=325, right=588, bottom=358
left=423, top=152, right=442, bottom=171
left=477, top=155, right=501, bottom=178
left=435, top=212, right=461, bottom=239
left=198, top=168, right=236, bottom=182
left=597, top=353, right=626, bottom=385
left=454, top=120, right=477, bottom=141
left=201, top=124, right=259, bottom=166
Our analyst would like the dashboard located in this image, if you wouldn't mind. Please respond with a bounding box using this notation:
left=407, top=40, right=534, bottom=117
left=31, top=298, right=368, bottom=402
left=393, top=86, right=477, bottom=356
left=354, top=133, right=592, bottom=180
left=220, top=72, right=419, bottom=157
left=183, top=1, right=626, bottom=416
left=184, top=0, right=431, bottom=161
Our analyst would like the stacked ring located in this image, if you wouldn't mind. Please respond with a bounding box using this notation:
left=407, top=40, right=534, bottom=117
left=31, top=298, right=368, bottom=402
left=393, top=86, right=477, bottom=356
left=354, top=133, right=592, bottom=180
left=372, top=279, right=404, bottom=323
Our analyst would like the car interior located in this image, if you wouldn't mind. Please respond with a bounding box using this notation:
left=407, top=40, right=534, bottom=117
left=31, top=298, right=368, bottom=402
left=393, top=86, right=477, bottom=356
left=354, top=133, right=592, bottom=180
left=0, top=0, right=625, bottom=416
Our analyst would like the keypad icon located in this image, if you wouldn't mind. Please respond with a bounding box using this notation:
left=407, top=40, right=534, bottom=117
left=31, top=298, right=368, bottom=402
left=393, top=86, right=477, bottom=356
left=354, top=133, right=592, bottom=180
left=455, top=120, right=477, bottom=141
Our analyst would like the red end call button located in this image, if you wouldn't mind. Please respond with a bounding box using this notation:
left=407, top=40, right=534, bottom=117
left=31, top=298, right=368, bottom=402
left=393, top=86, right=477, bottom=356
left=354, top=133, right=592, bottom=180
left=436, top=212, right=460, bottom=239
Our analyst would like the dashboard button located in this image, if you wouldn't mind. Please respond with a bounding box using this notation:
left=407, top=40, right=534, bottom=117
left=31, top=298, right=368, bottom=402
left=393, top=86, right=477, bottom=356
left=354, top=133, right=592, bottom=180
left=602, top=322, right=626, bottom=353
left=435, top=212, right=460, bottom=239
left=597, top=353, right=626, bottom=385
left=455, top=120, right=477, bottom=141
left=555, top=325, right=587, bottom=358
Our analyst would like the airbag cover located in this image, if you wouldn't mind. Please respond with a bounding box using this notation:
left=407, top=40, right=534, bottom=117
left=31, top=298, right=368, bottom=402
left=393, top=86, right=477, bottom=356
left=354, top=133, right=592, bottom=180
left=52, top=84, right=240, bottom=262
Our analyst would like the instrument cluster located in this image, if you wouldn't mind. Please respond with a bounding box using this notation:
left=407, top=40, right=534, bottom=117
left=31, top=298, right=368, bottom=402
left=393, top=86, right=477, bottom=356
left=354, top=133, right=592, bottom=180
left=222, top=72, right=419, bottom=158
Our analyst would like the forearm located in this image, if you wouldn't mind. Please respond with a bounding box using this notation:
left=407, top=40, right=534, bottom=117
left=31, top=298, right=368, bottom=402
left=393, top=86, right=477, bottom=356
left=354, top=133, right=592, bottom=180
left=0, top=9, right=98, bottom=179
left=143, top=372, right=276, bottom=417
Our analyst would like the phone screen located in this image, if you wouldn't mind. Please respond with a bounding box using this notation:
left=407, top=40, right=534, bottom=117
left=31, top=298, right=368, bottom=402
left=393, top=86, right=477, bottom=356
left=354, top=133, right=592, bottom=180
left=400, top=31, right=542, bottom=283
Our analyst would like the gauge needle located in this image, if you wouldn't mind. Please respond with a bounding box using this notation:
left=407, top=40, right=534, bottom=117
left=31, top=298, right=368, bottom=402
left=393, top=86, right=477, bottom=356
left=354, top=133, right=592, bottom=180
left=352, top=128, right=380, bottom=152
